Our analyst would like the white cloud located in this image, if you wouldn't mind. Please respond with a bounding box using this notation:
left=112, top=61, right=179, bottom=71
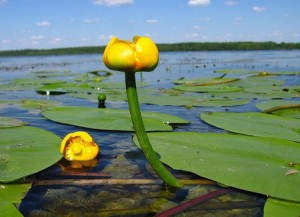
left=253, top=6, right=266, bottom=12
left=36, top=21, right=51, bottom=27
left=82, top=18, right=100, bottom=23
left=269, top=30, right=282, bottom=37
left=92, top=0, right=133, bottom=6
left=31, top=35, right=45, bottom=40
left=193, top=25, right=202, bottom=30
left=233, top=16, right=243, bottom=25
left=2, top=39, right=12, bottom=44
left=81, top=37, right=90, bottom=41
left=146, top=19, right=158, bottom=23
left=188, top=0, right=210, bottom=6
left=0, top=0, right=7, bottom=5
left=49, top=38, right=61, bottom=44
left=225, top=0, right=238, bottom=6
left=199, top=17, right=211, bottom=22
left=184, top=33, right=200, bottom=39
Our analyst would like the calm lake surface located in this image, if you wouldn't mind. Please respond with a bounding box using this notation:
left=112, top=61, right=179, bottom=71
left=1, top=50, right=300, bottom=216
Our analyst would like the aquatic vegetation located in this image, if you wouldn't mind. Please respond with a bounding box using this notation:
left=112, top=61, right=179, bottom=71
left=1, top=49, right=300, bottom=216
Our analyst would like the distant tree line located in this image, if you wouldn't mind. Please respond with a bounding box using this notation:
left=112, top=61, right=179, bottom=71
left=0, top=41, right=300, bottom=57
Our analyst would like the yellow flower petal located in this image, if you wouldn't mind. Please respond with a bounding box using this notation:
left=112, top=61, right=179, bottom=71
left=60, top=131, right=99, bottom=161
left=102, top=36, right=159, bottom=73
left=133, top=36, right=159, bottom=72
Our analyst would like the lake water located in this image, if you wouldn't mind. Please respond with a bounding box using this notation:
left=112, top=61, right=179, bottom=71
left=1, top=50, right=300, bottom=216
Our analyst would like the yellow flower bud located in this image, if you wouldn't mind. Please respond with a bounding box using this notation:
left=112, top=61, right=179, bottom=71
left=60, top=131, right=99, bottom=161
left=103, top=36, right=159, bottom=72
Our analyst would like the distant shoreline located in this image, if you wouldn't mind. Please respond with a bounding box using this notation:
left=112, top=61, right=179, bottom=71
left=1, top=41, right=300, bottom=57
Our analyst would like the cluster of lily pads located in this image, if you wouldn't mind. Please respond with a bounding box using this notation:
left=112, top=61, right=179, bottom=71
left=0, top=67, right=300, bottom=216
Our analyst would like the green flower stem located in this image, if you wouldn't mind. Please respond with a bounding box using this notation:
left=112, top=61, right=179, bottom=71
left=125, top=72, right=183, bottom=188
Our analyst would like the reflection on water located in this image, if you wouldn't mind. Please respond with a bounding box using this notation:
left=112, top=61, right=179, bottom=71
left=1, top=50, right=300, bottom=216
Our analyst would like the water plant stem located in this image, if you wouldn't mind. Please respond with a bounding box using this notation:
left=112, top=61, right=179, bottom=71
left=125, top=72, right=183, bottom=188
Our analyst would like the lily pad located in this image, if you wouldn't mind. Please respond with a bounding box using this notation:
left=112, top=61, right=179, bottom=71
left=173, top=84, right=243, bottom=93
left=256, top=100, right=300, bottom=119
left=133, top=132, right=300, bottom=202
left=0, top=126, right=62, bottom=183
left=139, top=95, right=250, bottom=107
left=173, top=77, right=239, bottom=85
left=264, top=198, right=300, bottom=217
left=200, top=112, right=300, bottom=142
left=215, top=69, right=300, bottom=76
left=42, top=106, right=189, bottom=132
left=0, top=183, right=31, bottom=203
left=0, top=197, right=23, bottom=217
left=11, top=78, right=64, bottom=85
left=0, top=117, right=27, bottom=128
left=18, top=99, right=61, bottom=109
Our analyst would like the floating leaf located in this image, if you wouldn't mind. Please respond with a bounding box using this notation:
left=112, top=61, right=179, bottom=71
left=0, top=117, right=27, bottom=128
left=214, top=69, right=300, bottom=76
left=173, top=84, right=243, bottom=93
left=0, top=197, right=23, bottom=217
left=18, top=99, right=61, bottom=109
left=256, top=100, right=300, bottom=119
left=133, top=132, right=300, bottom=202
left=139, top=95, right=250, bottom=107
left=264, top=198, right=300, bottom=217
left=210, top=89, right=299, bottom=99
left=173, top=77, right=239, bottom=85
left=0, top=183, right=31, bottom=203
left=42, top=106, right=189, bottom=132
left=0, top=126, right=62, bottom=183
left=11, top=78, right=64, bottom=85
left=200, top=112, right=300, bottom=142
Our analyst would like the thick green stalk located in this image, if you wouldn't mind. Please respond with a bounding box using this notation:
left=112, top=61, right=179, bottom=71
left=125, top=72, right=182, bottom=188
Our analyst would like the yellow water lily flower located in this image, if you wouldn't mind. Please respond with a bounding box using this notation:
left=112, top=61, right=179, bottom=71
left=60, top=131, right=99, bottom=161
left=102, top=36, right=159, bottom=72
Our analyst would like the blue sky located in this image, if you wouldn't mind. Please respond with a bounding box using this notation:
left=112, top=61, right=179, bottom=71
left=1, top=0, right=300, bottom=50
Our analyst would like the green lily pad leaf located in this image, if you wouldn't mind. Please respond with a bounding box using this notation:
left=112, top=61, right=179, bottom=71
left=200, top=112, right=300, bottom=142
left=35, top=83, right=74, bottom=95
left=133, top=132, right=300, bottom=202
left=0, top=197, right=23, bottom=217
left=256, top=100, right=300, bottom=119
left=214, top=69, right=257, bottom=74
left=42, top=106, right=188, bottom=132
left=210, top=88, right=299, bottom=99
left=0, top=183, right=31, bottom=203
left=0, top=117, right=27, bottom=128
left=264, top=198, right=300, bottom=217
left=0, top=126, right=62, bottom=183
left=87, top=69, right=113, bottom=77
left=18, top=99, right=61, bottom=109
left=173, top=84, right=243, bottom=93
left=11, top=78, right=64, bottom=85
left=215, top=69, right=300, bottom=76
left=173, top=77, right=239, bottom=85
left=139, top=95, right=250, bottom=107
left=231, top=76, right=284, bottom=92
left=68, top=91, right=127, bottom=102
left=88, top=81, right=149, bottom=90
